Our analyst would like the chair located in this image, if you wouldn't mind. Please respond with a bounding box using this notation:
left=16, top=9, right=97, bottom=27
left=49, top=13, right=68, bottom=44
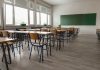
left=49, top=28, right=57, bottom=47
left=14, top=32, right=25, bottom=54
left=56, top=31, right=66, bottom=50
left=0, top=31, right=3, bottom=37
left=29, top=33, right=48, bottom=62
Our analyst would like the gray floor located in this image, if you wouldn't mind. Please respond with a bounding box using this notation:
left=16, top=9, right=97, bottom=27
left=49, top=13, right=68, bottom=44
left=0, top=34, right=100, bottom=70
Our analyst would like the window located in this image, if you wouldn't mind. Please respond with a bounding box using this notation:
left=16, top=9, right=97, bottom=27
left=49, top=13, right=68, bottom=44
left=40, top=13, right=47, bottom=25
left=36, top=12, right=40, bottom=25
left=29, top=10, right=34, bottom=25
left=4, top=1, right=52, bottom=26
left=15, top=6, right=28, bottom=25
left=5, top=4, right=13, bottom=25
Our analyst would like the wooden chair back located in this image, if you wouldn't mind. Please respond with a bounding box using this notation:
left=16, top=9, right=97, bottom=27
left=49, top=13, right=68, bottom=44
left=2, top=31, right=9, bottom=37
left=29, top=33, right=39, bottom=40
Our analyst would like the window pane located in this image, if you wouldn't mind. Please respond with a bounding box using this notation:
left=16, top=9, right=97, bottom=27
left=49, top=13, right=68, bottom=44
left=15, top=6, right=28, bottom=25
left=36, top=12, right=40, bottom=25
left=41, top=13, right=47, bottom=25
left=48, top=15, right=50, bottom=25
left=30, top=10, right=34, bottom=25
left=6, top=4, right=13, bottom=25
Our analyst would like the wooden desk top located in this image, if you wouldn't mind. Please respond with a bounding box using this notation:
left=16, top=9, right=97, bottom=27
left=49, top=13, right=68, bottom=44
left=26, top=29, right=41, bottom=31
left=36, top=32, right=53, bottom=35
left=6, top=30, right=30, bottom=33
left=5, top=30, right=53, bottom=35
left=57, top=30, right=66, bottom=32
left=0, top=37, right=15, bottom=43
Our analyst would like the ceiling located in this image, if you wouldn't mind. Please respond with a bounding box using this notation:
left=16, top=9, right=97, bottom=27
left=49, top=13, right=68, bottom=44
left=43, top=0, right=80, bottom=5
left=43, top=0, right=93, bottom=5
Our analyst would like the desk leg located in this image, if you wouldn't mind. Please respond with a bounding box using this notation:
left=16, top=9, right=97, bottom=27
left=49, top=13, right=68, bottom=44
left=50, top=35, right=51, bottom=56
left=7, top=44, right=12, bottom=64
left=41, top=47, right=44, bottom=61
left=50, top=35, right=52, bottom=56
left=47, top=35, right=51, bottom=56
left=46, top=35, right=48, bottom=57
left=59, top=39, right=61, bottom=50
left=27, top=39, right=30, bottom=51
left=2, top=43, right=9, bottom=70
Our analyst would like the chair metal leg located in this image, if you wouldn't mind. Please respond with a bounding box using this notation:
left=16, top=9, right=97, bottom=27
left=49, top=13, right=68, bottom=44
left=39, top=46, right=43, bottom=62
left=11, top=44, right=15, bottom=57
left=41, top=47, right=44, bottom=61
left=22, top=42, right=23, bottom=49
left=59, top=40, right=61, bottom=50
left=63, top=40, right=64, bottom=47
left=19, top=43, right=21, bottom=54
left=46, top=45, right=48, bottom=57
left=29, top=46, right=32, bottom=59
left=37, top=47, right=39, bottom=55
left=2, top=54, right=4, bottom=62
left=7, top=45, right=12, bottom=64
left=27, top=40, right=30, bottom=51
left=56, top=40, right=58, bottom=50
left=39, top=52, right=41, bottom=62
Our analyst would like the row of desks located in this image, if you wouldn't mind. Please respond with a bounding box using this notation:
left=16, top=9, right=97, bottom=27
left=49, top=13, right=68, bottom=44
left=6, top=30, right=53, bottom=35
left=0, top=30, right=55, bottom=70
left=0, top=28, right=77, bottom=70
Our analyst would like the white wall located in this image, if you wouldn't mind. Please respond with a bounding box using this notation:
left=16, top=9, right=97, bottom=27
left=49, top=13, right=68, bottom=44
left=53, top=0, right=100, bottom=34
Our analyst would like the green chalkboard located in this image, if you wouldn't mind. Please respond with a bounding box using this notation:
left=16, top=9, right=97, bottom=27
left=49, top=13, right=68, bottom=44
left=60, top=13, right=96, bottom=25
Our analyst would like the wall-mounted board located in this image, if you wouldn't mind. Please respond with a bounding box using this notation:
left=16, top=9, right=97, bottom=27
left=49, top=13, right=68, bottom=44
left=60, top=13, right=96, bottom=25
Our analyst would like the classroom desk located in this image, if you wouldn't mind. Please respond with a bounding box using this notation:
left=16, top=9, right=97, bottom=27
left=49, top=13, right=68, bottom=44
left=0, top=37, right=15, bottom=70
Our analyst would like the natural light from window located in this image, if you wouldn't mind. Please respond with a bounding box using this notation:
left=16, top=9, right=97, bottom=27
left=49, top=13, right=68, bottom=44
left=5, top=4, right=13, bottom=25
left=48, top=15, right=50, bottom=25
left=29, top=10, right=34, bottom=25
left=36, top=12, right=40, bottom=25
left=15, top=6, right=28, bottom=25
left=41, top=13, right=47, bottom=25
